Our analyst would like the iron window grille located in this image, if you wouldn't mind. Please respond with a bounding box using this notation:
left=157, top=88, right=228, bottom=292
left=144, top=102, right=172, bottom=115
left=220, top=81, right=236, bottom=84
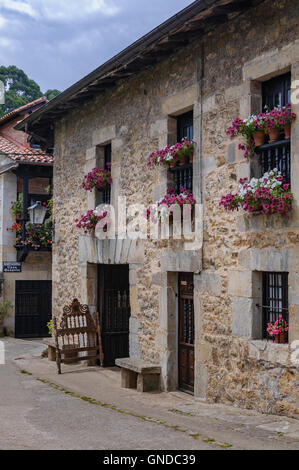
left=255, top=139, right=290, bottom=184
left=256, top=72, right=291, bottom=184
left=170, top=111, right=193, bottom=194
left=262, top=272, right=288, bottom=340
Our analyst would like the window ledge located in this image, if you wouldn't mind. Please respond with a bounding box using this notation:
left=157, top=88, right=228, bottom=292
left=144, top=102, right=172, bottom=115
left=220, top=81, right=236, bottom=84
left=248, top=339, right=290, bottom=366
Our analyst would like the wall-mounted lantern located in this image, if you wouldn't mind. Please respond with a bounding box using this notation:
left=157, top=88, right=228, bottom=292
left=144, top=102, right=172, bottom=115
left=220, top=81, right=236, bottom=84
left=28, top=201, right=47, bottom=225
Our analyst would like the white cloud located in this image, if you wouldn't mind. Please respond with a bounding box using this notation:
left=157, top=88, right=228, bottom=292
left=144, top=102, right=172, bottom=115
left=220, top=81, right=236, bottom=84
left=40, top=0, right=120, bottom=20
left=1, top=0, right=37, bottom=18
left=0, top=0, right=120, bottom=21
left=0, top=14, right=6, bottom=28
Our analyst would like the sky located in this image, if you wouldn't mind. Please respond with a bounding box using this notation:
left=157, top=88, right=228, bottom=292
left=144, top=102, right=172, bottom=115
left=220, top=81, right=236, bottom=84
left=0, top=0, right=194, bottom=94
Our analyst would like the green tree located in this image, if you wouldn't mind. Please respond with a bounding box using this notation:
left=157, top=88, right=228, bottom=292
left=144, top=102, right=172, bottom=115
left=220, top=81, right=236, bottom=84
left=44, top=89, right=61, bottom=101
left=0, top=65, right=43, bottom=117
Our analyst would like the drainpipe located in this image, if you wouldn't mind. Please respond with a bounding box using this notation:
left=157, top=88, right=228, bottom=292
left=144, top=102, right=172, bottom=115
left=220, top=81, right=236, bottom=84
left=198, top=41, right=205, bottom=271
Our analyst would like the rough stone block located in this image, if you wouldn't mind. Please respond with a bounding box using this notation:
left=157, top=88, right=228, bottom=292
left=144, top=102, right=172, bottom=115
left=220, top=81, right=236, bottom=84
left=92, top=125, right=116, bottom=146
left=137, top=373, right=160, bottom=392
left=161, top=250, right=201, bottom=272
left=121, top=368, right=137, bottom=389
left=195, top=272, right=221, bottom=296
left=232, top=297, right=256, bottom=338
left=162, top=84, right=198, bottom=115
left=228, top=271, right=253, bottom=298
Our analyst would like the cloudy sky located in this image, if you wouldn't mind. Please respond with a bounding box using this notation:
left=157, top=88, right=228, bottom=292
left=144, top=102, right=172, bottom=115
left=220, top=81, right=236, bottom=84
left=0, top=0, right=193, bottom=93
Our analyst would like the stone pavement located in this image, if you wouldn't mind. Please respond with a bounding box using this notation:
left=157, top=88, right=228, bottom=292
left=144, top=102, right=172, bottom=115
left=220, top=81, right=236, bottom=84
left=3, top=337, right=299, bottom=450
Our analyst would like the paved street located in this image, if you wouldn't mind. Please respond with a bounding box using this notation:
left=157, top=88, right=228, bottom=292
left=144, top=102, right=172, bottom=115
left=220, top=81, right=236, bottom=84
left=1, top=338, right=299, bottom=450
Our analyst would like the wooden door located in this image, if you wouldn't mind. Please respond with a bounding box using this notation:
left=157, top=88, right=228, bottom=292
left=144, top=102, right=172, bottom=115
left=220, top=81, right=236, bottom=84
left=98, top=265, right=130, bottom=366
left=178, top=273, right=194, bottom=394
left=15, top=280, right=52, bottom=338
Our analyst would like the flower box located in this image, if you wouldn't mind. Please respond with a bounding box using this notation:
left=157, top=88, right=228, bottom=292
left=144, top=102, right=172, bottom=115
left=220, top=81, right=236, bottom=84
left=147, top=139, right=195, bottom=167
left=219, top=169, right=293, bottom=216
left=75, top=209, right=108, bottom=234
left=82, top=167, right=112, bottom=191
left=146, top=187, right=196, bottom=222
left=226, top=104, right=296, bottom=159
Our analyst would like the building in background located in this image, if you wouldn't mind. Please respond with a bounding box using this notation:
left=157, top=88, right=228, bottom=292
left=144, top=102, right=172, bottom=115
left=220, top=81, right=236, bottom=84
left=0, top=98, right=53, bottom=337
left=17, top=0, right=299, bottom=417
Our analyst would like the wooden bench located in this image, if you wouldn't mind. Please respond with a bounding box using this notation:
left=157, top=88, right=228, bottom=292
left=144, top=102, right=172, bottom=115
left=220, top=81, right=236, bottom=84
left=115, top=357, right=161, bottom=392
left=53, top=298, right=104, bottom=374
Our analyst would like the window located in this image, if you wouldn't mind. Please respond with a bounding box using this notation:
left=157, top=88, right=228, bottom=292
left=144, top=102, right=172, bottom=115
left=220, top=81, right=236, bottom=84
left=262, top=72, right=291, bottom=109
left=262, top=272, right=288, bottom=340
left=169, top=111, right=193, bottom=194
left=256, top=72, right=291, bottom=184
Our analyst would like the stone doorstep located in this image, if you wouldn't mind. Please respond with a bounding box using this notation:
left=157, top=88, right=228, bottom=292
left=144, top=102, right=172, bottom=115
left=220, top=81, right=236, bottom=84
left=115, top=357, right=161, bottom=375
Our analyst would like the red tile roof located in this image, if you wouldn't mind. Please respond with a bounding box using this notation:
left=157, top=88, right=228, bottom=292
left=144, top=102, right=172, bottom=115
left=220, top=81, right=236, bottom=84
left=0, top=134, right=53, bottom=165
left=0, top=97, right=48, bottom=125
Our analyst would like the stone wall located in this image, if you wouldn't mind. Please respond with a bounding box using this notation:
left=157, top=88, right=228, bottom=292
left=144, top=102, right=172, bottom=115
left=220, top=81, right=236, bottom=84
left=53, top=0, right=299, bottom=417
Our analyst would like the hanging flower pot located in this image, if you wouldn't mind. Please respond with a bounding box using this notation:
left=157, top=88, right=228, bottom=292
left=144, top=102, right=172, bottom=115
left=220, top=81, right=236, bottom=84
left=169, top=160, right=177, bottom=168
left=268, top=127, right=281, bottom=143
left=189, top=152, right=194, bottom=164
left=253, top=130, right=265, bottom=147
left=284, top=125, right=291, bottom=139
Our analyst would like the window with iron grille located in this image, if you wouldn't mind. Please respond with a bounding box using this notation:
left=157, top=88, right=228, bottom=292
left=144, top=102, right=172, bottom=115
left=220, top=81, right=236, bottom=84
left=169, top=111, right=193, bottom=194
left=102, top=143, right=111, bottom=204
left=256, top=72, right=291, bottom=184
left=262, top=272, right=288, bottom=340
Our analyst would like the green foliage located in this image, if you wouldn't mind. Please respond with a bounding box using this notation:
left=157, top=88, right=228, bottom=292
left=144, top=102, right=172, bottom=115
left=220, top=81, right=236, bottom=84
left=44, top=89, right=61, bottom=101
left=0, top=65, right=43, bottom=117
left=0, top=300, right=13, bottom=319
left=11, top=193, right=23, bottom=216
left=47, top=319, right=53, bottom=336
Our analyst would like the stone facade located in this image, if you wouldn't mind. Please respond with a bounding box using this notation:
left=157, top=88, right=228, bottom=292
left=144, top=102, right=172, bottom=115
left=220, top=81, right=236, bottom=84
left=52, top=0, right=299, bottom=417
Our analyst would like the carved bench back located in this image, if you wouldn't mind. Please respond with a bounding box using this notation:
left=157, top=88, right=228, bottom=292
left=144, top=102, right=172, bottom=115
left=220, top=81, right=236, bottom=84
left=53, top=298, right=103, bottom=373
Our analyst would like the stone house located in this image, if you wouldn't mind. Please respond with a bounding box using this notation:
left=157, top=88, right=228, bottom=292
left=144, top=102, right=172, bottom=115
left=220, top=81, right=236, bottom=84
left=17, top=0, right=299, bottom=417
left=0, top=98, right=53, bottom=337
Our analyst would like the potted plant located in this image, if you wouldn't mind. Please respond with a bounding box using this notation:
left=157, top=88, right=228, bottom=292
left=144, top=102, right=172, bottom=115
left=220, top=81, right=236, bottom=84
left=75, top=209, right=108, bottom=233
left=267, top=316, right=289, bottom=344
left=8, top=221, right=53, bottom=250
left=219, top=169, right=293, bottom=216
left=0, top=300, right=13, bottom=336
left=226, top=114, right=266, bottom=159
left=146, top=186, right=196, bottom=223
left=82, top=167, right=112, bottom=191
left=279, top=103, right=296, bottom=139
left=147, top=139, right=195, bottom=167
left=10, top=194, right=23, bottom=219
